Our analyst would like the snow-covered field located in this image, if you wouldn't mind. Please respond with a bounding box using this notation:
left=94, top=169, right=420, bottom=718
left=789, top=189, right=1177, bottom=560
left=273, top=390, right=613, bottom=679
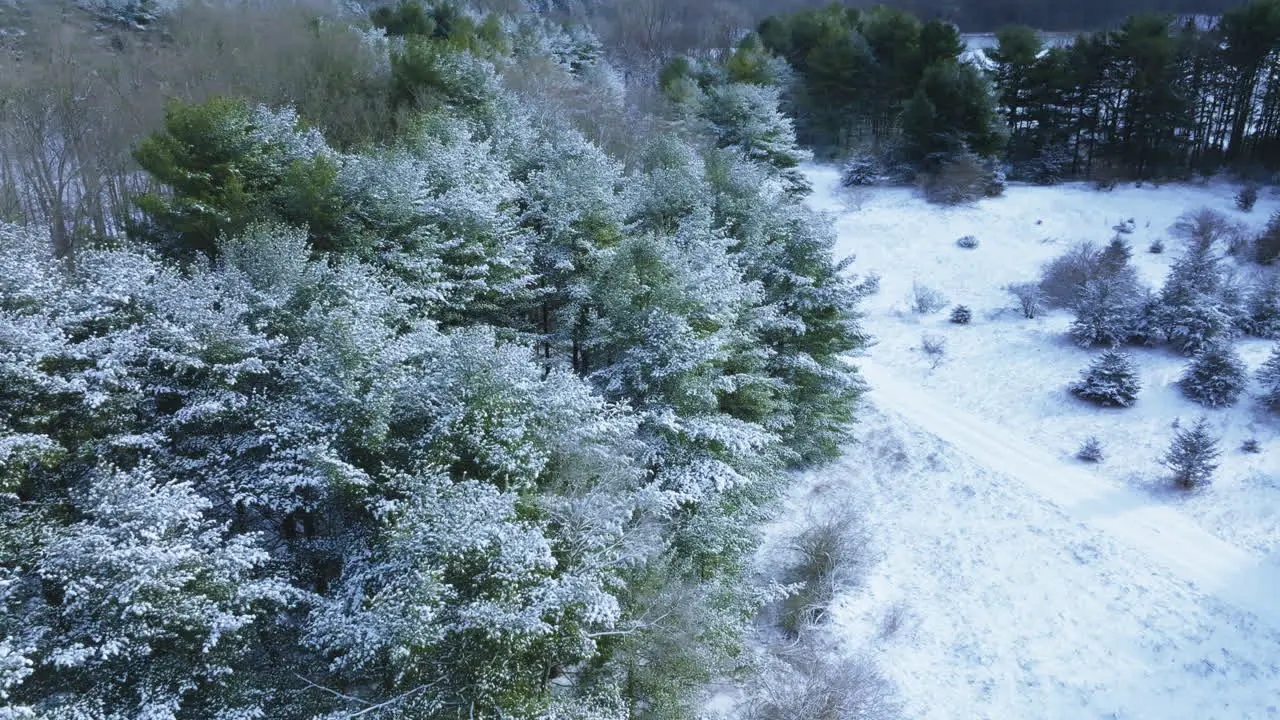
left=792, top=168, right=1280, bottom=718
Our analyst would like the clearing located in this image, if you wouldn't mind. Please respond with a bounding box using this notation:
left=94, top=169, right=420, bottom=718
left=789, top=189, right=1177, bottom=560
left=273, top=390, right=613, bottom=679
left=795, top=167, right=1280, bottom=718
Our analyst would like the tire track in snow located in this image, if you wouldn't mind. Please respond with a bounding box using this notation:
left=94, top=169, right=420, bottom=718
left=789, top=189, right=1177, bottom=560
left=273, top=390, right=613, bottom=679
left=857, top=357, right=1280, bottom=630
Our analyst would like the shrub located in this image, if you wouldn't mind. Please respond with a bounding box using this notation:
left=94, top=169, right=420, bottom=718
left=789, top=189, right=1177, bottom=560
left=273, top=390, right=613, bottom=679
left=1172, top=207, right=1232, bottom=251
left=920, top=333, right=947, bottom=369
left=1039, top=242, right=1103, bottom=307
left=745, top=652, right=898, bottom=720
left=920, top=153, right=999, bottom=205
left=910, top=282, right=948, bottom=314
left=1236, top=183, right=1260, bottom=212
left=1006, top=281, right=1046, bottom=319
left=949, top=304, right=972, bottom=324
left=1241, top=437, right=1261, bottom=454
left=1070, top=350, right=1141, bottom=407
left=1258, top=343, right=1280, bottom=411
left=855, top=271, right=882, bottom=297
left=1149, top=238, right=1165, bottom=254
left=1179, top=342, right=1248, bottom=407
left=1162, top=416, right=1221, bottom=489
left=1077, top=436, right=1104, bottom=463
left=1112, top=219, right=1135, bottom=235
left=779, top=507, right=870, bottom=636
left=956, top=235, right=979, bottom=249
left=1257, top=211, right=1280, bottom=265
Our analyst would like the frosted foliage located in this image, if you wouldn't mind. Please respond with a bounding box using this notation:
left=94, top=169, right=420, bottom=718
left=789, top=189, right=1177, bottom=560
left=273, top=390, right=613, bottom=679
left=339, top=119, right=533, bottom=315
left=307, top=470, right=625, bottom=706
left=247, top=105, right=334, bottom=167
left=704, top=84, right=811, bottom=192
left=37, top=463, right=287, bottom=718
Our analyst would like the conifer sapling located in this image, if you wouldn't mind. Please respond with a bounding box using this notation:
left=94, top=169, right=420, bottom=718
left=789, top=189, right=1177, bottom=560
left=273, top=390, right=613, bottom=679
left=1162, top=417, right=1221, bottom=489
left=1070, top=350, right=1141, bottom=407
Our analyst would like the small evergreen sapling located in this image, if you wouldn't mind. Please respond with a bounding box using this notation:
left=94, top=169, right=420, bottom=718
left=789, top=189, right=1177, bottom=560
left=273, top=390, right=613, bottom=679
left=1241, top=437, right=1261, bottom=454
left=949, top=304, right=972, bottom=324
left=1178, top=342, right=1248, bottom=407
left=1258, top=343, right=1280, bottom=411
left=1070, top=350, right=1141, bottom=407
left=1162, top=417, right=1221, bottom=489
left=1077, top=436, right=1104, bottom=463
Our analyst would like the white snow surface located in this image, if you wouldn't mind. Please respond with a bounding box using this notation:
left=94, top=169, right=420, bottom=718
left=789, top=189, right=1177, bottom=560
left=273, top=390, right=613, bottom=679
left=788, top=167, right=1280, bottom=719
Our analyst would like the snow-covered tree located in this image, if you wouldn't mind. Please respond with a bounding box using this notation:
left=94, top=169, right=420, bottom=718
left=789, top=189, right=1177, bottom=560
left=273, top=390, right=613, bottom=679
left=1179, top=342, right=1249, bottom=407
left=702, top=83, right=812, bottom=196
left=1069, top=276, right=1141, bottom=347
left=1257, top=343, right=1280, bottom=411
left=1155, top=241, right=1236, bottom=354
left=1162, top=417, right=1221, bottom=489
left=1070, top=350, right=1142, bottom=407
left=1241, top=273, right=1280, bottom=339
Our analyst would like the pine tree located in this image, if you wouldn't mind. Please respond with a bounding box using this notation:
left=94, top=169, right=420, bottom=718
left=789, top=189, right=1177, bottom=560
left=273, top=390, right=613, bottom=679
left=1242, top=274, right=1280, bottom=339
left=1069, top=276, right=1141, bottom=347
left=1179, top=342, right=1249, bottom=407
left=1258, top=343, right=1280, bottom=411
left=1157, top=242, right=1235, bottom=355
left=1070, top=350, right=1142, bottom=407
left=1162, top=416, right=1221, bottom=489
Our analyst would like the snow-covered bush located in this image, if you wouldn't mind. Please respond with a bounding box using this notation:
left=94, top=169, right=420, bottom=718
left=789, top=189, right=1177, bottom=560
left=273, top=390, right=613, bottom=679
left=1257, top=211, right=1280, bottom=265
left=745, top=652, right=899, bottom=720
left=950, top=304, right=972, bottom=324
left=1039, top=241, right=1105, bottom=307
left=1172, top=207, right=1233, bottom=250
left=910, top=282, right=948, bottom=314
left=1077, top=436, right=1104, bottom=463
left=956, top=234, right=979, bottom=249
left=1241, top=437, right=1262, bottom=453
left=1178, top=342, right=1248, bottom=407
left=1149, top=238, right=1165, bottom=254
left=779, top=506, right=871, bottom=635
left=1258, top=343, right=1280, bottom=411
left=1162, top=417, right=1221, bottom=489
left=920, top=333, right=947, bottom=369
left=920, top=153, right=1002, bottom=204
left=1006, top=281, right=1046, bottom=319
left=1236, top=183, right=1260, bottom=212
left=1070, top=351, right=1141, bottom=407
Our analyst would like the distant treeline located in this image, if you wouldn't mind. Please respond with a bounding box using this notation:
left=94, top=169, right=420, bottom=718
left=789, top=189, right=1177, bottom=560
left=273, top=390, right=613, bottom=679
left=758, top=0, right=1280, bottom=181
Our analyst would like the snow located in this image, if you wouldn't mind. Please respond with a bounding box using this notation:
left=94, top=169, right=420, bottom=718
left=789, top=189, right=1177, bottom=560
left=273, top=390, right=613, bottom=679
left=795, top=167, right=1280, bottom=718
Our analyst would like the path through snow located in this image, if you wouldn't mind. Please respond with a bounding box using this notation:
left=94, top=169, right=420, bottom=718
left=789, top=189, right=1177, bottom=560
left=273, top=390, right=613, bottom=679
left=858, top=358, right=1280, bottom=631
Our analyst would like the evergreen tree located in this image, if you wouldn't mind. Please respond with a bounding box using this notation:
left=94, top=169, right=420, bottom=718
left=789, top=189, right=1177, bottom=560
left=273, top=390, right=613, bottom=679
left=1179, top=342, right=1249, bottom=407
left=1156, top=242, right=1235, bottom=354
left=1242, top=274, right=1280, bottom=338
left=1070, top=350, right=1142, bottom=407
left=1162, top=416, right=1221, bottom=489
left=1069, top=276, right=1141, bottom=347
left=1257, top=343, right=1280, bottom=410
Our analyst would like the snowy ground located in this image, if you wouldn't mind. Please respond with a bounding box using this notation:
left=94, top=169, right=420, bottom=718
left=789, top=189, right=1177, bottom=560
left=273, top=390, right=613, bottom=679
left=789, top=168, right=1280, bottom=718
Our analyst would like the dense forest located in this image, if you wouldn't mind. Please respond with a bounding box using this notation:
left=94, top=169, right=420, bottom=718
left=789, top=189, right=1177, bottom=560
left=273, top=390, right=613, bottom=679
left=757, top=0, right=1280, bottom=189
left=0, top=1, right=870, bottom=718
